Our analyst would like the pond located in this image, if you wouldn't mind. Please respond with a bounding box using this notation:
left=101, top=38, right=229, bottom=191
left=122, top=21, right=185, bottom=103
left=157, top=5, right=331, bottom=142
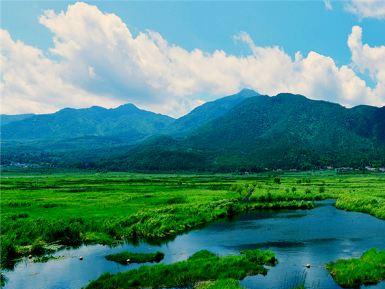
left=4, top=200, right=385, bottom=289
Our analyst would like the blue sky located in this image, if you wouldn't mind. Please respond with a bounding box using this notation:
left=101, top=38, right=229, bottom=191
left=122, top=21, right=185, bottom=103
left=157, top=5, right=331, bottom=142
left=2, top=1, right=383, bottom=64
left=1, top=1, right=385, bottom=116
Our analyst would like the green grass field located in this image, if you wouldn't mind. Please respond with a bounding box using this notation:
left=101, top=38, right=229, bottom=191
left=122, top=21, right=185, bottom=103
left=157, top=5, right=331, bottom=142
left=1, top=171, right=385, bottom=287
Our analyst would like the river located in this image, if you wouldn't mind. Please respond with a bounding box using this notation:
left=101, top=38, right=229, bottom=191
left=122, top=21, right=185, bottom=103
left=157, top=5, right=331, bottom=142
left=4, top=200, right=385, bottom=289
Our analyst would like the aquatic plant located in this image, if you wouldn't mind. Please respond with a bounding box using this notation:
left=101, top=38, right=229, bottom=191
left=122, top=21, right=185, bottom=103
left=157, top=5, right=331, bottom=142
left=326, top=248, right=385, bottom=288
left=33, top=255, right=59, bottom=263
left=195, top=278, right=244, bottom=289
left=85, top=249, right=276, bottom=289
left=0, top=236, right=18, bottom=269
left=30, top=239, right=46, bottom=255
left=105, top=251, right=164, bottom=264
left=0, top=272, right=7, bottom=287
left=280, top=270, right=307, bottom=289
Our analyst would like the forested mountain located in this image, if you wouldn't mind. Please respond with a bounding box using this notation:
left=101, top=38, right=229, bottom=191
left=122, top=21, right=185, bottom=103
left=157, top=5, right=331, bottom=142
left=1, top=91, right=385, bottom=171
left=1, top=104, right=173, bottom=144
left=0, top=114, right=34, bottom=125
left=170, top=88, right=258, bottom=135
left=94, top=93, right=385, bottom=171
left=1, top=89, right=257, bottom=143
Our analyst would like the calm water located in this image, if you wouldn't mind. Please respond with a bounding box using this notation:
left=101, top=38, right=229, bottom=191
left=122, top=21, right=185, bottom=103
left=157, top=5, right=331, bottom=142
left=4, top=200, right=385, bottom=289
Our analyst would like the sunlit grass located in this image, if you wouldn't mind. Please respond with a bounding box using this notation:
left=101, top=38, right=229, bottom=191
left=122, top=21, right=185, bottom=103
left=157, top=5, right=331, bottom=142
left=326, top=248, right=385, bottom=288
left=195, top=279, right=244, bottom=289
left=85, top=249, right=276, bottom=289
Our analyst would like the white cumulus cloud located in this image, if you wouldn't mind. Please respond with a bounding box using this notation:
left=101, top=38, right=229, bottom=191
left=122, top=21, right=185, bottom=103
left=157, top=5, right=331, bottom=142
left=0, top=29, right=121, bottom=114
left=345, top=0, right=385, bottom=20
left=1, top=2, right=384, bottom=116
left=348, top=25, right=385, bottom=99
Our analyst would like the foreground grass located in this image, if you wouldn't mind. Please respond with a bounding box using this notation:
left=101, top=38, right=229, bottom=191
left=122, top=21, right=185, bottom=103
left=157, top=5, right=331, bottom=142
left=85, top=249, right=276, bottom=289
left=194, top=277, right=306, bottom=289
left=105, top=251, right=164, bottom=264
left=0, top=172, right=320, bottom=267
left=195, top=279, right=244, bottom=289
left=1, top=171, right=384, bottom=268
left=326, top=248, right=385, bottom=288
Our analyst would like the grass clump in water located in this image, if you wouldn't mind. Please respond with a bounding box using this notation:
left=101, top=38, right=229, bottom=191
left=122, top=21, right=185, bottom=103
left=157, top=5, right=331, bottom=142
left=30, top=239, right=47, bottom=255
left=105, top=251, right=164, bottom=264
left=326, top=248, right=385, bottom=288
left=0, top=236, right=18, bottom=269
left=280, top=270, right=307, bottom=289
left=85, top=249, right=276, bottom=289
left=0, top=272, right=7, bottom=287
left=33, top=255, right=59, bottom=263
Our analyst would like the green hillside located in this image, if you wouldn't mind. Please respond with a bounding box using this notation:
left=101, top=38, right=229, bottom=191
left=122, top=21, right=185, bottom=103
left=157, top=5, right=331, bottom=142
left=1, top=104, right=174, bottom=143
left=96, top=93, right=385, bottom=171
left=0, top=114, right=34, bottom=126
left=170, top=88, right=257, bottom=135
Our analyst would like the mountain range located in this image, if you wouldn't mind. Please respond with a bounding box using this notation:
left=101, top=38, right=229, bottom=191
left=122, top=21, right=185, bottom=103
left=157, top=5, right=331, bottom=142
left=1, top=89, right=385, bottom=171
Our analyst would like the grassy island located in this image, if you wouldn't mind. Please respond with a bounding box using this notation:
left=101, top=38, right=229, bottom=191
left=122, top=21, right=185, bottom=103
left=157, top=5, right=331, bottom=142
left=85, top=249, right=276, bottom=289
left=105, top=251, right=164, bottom=264
left=326, top=248, right=385, bottom=288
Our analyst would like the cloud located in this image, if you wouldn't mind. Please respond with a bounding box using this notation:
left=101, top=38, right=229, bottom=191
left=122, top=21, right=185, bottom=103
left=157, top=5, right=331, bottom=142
left=348, top=25, right=385, bottom=99
left=345, top=0, right=385, bottom=19
left=324, top=0, right=333, bottom=11
left=1, top=2, right=384, bottom=116
left=0, top=29, right=122, bottom=115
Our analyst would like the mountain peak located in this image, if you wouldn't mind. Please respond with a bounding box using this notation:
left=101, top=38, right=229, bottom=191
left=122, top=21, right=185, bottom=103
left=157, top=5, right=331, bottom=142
left=114, top=103, right=139, bottom=111
left=238, top=88, right=259, bottom=97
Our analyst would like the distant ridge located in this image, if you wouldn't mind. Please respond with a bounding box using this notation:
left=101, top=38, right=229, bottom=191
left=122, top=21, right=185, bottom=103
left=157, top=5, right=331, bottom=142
left=1, top=90, right=385, bottom=171
left=1, top=103, right=174, bottom=143
left=0, top=114, right=35, bottom=126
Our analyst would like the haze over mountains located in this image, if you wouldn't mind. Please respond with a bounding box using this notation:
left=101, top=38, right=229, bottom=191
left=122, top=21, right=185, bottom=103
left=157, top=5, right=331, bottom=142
left=1, top=89, right=385, bottom=171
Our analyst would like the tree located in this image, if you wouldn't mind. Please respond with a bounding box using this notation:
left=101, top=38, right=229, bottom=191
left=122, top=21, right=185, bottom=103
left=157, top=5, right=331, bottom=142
left=231, top=183, right=258, bottom=202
